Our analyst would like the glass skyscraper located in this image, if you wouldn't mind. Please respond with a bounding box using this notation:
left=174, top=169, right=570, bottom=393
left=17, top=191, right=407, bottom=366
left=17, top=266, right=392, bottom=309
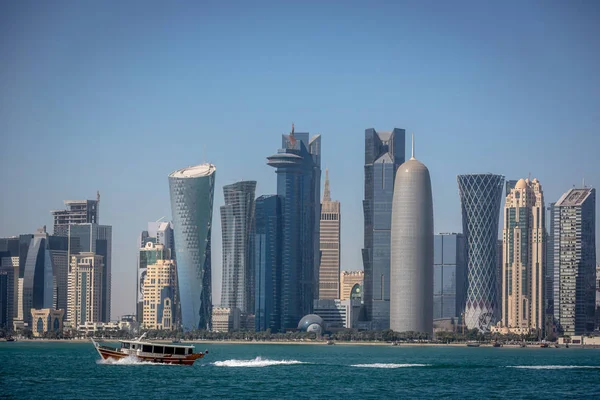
left=433, top=233, right=467, bottom=320
left=220, top=180, right=257, bottom=314
left=553, top=187, right=596, bottom=335
left=361, top=128, right=405, bottom=330
left=254, top=195, right=282, bottom=332
left=267, top=126, right=320, bottom=330
left=169, top=163, right=216, bottom=331
left=457, top=173, right=504, bottom=332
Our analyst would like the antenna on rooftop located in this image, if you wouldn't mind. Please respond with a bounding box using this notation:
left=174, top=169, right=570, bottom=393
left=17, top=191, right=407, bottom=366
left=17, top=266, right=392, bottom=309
left=156, top=216, right=166, bottom=223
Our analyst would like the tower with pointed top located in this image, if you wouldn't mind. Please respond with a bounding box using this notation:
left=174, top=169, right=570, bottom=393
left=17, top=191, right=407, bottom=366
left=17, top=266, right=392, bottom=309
left=319, top=169, right=341, bottom=299
left=361, top=128, right=405, bottom=330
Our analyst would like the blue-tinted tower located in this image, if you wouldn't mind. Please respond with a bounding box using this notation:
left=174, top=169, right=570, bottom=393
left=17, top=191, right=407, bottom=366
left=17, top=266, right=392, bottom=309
left=254, top=195, right=282, bottom=332
left=433, top=233, right=467, bottom=320
left=267, top=126, right=321, bottom=330
left=362, top=128, right=405, bottom=330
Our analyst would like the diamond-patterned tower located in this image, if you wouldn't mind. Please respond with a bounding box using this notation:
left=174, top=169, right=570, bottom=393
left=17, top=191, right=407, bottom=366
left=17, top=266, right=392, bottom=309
left=169, top=163, right=216, bottom=331
left=457, top=174, right=504, bottom=332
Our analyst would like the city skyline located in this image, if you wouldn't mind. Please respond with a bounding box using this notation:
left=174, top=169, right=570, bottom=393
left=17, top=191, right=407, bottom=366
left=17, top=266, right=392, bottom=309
left=2, top=2, right=600, bottom=320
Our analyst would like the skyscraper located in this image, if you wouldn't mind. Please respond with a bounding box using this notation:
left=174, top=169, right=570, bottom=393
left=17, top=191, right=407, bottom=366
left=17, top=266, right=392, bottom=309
left=457, top=173, right=504, bottom=332
left=319, top=169, right=341, bottom=300
left=340, top=271, right=364, bottom=301
left=51, top=193, right=100, bottom=237
left=267, top=126, right=321, bottom=330
left=168, top=163, right=216, bottom=331
left=67, top=252, right=104, bottom=327
left=390, top=137, right=433, bottom=334
left=362, top=128, right=405, bottom=330
left=220, top=180, right=257, bottom=314
left=546, top=202, right=556, bottom=317
left=433, top=233, right=467, bottom=321
left=143, top=259, right=177, bottom=330
left=553, top=187, right=596, bottom=335
left=67, top=224, right=112, bottom=322
left=254, top=195, right=282, bottom=332
left=501, top=178, right=545, bottom=334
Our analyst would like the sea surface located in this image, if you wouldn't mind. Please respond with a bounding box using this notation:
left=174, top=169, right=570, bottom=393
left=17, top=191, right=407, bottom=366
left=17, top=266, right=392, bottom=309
left=1, top=341, right=600, bottom=399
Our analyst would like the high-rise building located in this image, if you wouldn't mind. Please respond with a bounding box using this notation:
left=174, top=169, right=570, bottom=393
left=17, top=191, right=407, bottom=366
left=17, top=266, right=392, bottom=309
left=433, top=233, right=467, bottom=321
left=140, top=221, right=175, bottom=250
left=500, top=178, right=545, bottom=335
left=67, top=224, right=112, bottom=322
left=254, top=195, right=282, bottom=332
left=340, top=271, right=364, bottom=301
left=212, top=307, right=241, bottom=332
left=137, top=242, right=172, bottom=322
left=51, top=193, right=100, bottom=237
left=319, top=169, right=341, bottom=300
left=168, top=163, right=216, bottom=331
left=220, top=180, right=257, bottom=314
left=67, top=252, right=104, bottom=327
left=0, top=256, right=19, bottom=329
left=457, top=173, right=504, bottom=332
left=553, top=187, right=596, bottom=335
left=390, top=137, right=433, bottom=334
left=143, top=259, right=177, bottom=330
left=546, top=203, right=556, bottom=316
left=266, top=125, right=321, bottom=330
left=362, top=128, right=405, bottom=330
left=314, top=299, right=360, bottom=329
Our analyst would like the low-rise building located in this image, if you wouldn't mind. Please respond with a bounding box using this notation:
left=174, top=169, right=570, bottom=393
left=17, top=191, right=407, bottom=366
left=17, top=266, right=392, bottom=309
left=30, top=308, right=64, bottom=337
left=211, top=307, right=241, bottom=332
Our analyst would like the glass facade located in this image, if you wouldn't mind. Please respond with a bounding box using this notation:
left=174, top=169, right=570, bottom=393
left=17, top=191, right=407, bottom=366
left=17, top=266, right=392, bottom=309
left=362, top=128, right=405, bottom=329
left=254, top=195, right=282, bottom=332
left=267, top=129, right=320, bottom=330
left=433, top=234, right=467, bottom=320
left=168, top=164, right=216, bottom=331
left=457, top=174, right=504, bottom=332
left=220, top=181, right=257, bottom=314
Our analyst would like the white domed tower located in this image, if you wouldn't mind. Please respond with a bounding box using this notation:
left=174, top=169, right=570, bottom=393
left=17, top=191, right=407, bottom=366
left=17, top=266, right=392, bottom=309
left=390, top=134, right=434, bottom=334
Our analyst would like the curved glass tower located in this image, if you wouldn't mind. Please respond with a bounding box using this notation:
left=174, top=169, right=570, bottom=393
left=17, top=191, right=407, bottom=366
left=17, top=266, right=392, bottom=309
left=169, top=163, right=216, bottom=331
left=457, top=174, right=504, bottom=332
left=390, top=140, right=433, bottom=334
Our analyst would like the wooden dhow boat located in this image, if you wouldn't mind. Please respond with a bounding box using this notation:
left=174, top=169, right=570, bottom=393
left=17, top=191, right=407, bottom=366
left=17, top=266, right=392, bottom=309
left=92, top=333, right=208, bottom=366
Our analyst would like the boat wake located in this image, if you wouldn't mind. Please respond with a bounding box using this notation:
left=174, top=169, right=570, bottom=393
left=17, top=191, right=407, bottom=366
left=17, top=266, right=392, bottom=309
left=507, top=365, right=600, bottom=370
left=97, top=355, right=169, bottom=366
left=212, top=356, right=306, bottom=367
left=351, top=363, right=430, bottom=368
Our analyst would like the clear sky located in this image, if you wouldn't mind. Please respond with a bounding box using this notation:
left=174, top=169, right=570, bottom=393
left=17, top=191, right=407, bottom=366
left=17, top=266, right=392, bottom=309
left=1, top=1, right=599, bottom=320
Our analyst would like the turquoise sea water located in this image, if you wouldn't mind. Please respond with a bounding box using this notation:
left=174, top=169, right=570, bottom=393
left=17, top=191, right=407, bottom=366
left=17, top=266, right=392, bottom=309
left=1, top=342, right=600, bottom=399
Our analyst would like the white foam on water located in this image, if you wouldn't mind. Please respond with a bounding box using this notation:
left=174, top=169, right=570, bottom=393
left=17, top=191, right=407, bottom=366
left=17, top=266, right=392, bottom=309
left=96, top=355, right=169, bottom=366
left=507, top=365, right=600, bottom=370
left=212, top=356, right=306, bottom=367
left=351, top=363, right=430, bottom=368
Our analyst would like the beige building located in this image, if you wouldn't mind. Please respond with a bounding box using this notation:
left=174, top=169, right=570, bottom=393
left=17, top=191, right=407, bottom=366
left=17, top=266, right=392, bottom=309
left=500, top=178, right=545, bottom=334
left=68, top=253, right=104, bottom=327
left=142, top=259, right=177, bottom=330
left=319, top=169, right=341, bottom=299
left=212, top=307, right=241, bottom=332
left=340, top=271, right=364, bottom=301
left=31, top=308, right=64, bottom=337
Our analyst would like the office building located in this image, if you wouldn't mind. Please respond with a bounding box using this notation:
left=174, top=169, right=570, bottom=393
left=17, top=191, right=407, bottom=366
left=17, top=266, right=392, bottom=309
left=169, top=163, right=216, bottom=331
left=314, top=299, right=360, bottom=329
left=362, top=128, right=405, bottom=330
left=319, top=169, right=341, bottom=299
left=31, top=308, right=64, bottom=337
left=51, top=193, right=100, bottom=237
left=546, top=203, right=556, bottom=316
left=500, top=178, right=545, bottom=334
left=254, top=195, right=282, bottom=332
left=212, top=307, right=241, bottom=332
left=67, top=223, right=112, bottom=322
left=67, top=253, right=104, bottom=327
left=221, top=180, right=257, bottom=314
left=267, top=125, right=321, bottom=330
left=457, top=173, right=504, bottom=332
left=142, top=259, right=177, bottom=330
left=433, top=233, right=467, bottom=321
left=140, top=221, right=175, bottom=250
left=137, top=242, right=172, bottom=323
left=390, top=137, right=433, bottom=334
left=553, top=187, right=596, bottom=335
left=340, top=271, right=364, bottom=301
left=0, top=256, right=18, bottom=329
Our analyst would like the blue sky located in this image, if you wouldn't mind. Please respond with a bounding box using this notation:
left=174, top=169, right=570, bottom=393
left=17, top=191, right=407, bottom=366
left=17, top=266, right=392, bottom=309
left=1, top=1, right=599, bottom=319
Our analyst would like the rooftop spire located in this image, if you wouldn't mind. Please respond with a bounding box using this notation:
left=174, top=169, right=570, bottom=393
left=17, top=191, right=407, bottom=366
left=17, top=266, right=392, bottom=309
left=410, top=132, right=415, bottom=160
left=323, top=168, right=331, bottom=202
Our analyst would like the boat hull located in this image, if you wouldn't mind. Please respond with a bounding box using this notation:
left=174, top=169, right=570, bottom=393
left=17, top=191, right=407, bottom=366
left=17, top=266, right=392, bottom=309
left=96, top=346, right=205, bottom=366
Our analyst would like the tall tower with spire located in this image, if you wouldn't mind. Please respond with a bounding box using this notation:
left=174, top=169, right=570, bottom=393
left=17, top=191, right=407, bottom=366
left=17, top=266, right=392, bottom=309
left=319, top=169, right=341, bottom=299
